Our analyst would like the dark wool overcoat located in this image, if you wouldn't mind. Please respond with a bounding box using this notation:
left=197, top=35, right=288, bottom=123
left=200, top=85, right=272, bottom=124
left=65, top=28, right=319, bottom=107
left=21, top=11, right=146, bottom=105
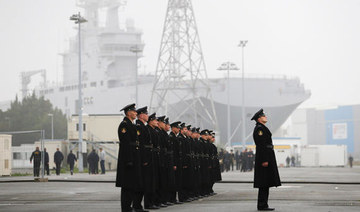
left=253, top=122, right=281, bottom=188
left=116, top=117, right=142, bottom=190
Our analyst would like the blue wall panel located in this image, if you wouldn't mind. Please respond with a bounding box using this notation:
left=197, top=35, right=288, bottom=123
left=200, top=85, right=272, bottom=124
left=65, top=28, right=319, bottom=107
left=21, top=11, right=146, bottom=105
left=325, top=106, right=354, bottom=153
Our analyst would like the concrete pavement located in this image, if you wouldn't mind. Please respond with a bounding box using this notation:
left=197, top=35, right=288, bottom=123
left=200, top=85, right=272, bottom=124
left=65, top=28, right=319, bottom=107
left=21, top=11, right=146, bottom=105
left=1, top=167, right=360, bottom=211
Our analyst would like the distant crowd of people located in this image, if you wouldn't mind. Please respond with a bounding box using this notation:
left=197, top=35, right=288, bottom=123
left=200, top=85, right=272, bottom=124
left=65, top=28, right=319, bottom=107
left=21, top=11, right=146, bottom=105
left=285, top=156, right=296, bottom=167
left=87, top=148, right=106, bottom=175
left=30, top=147, right=106, bottom=177
left=218, top=148, right=255, bottom=172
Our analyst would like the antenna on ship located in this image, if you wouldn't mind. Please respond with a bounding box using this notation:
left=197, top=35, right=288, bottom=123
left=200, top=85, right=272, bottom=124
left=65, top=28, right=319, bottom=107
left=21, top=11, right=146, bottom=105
left=150, top=0, right=218, bottom=132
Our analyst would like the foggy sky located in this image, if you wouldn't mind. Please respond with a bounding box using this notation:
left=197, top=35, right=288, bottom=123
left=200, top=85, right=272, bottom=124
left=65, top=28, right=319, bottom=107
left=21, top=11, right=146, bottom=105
left=1, top=0, right=360, bottom=108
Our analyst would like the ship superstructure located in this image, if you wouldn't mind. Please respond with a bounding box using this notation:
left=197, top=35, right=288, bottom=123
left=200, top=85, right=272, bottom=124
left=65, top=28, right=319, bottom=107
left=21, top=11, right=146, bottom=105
left=28, top=0, right=311, bottom=146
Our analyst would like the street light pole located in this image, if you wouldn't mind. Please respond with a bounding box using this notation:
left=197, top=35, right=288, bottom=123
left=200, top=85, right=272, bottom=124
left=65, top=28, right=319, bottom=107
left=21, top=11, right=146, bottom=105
left=130, top=45, right=142, bottom=105
left=217, top=62, right=239, bottom=147
left=48, top=114, right=54, bottom=140
left=70, top=12, right=87, bottom=172
left=238, top=40, right=248, bottom=150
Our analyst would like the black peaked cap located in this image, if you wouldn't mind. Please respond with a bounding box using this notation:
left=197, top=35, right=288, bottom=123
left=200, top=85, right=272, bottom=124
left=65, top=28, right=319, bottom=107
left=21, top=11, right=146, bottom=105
left=180, top=123, right=186, bottom=128
left=136, top=106, right=148, bottom=115
left=120, top=103, right=136, bottom=113
left=157, top=115, right=166, bottom=122
left=200, top=130, right=209, bottom=135
left=251, top=108, right=264, bottom=121
left=148, top=113, right=157, bottom=122
left=170, top=121, right=181, bottom=128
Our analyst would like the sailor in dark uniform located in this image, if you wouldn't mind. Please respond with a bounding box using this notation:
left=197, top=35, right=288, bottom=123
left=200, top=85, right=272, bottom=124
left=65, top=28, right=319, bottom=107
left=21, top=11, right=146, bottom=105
left=251, top=109, right=281, bottom=211
left=190, top=127, right=201, bottom=199
left=169, top=121, right=183, bottom=204
left=116, top=103, right=143, bottom=212
left=209, top=131, right=222, bottom=194
left=157, top=116, right=175, bottom=205
left=146, top=113, right=164, bottom=208
left=199, top=130, right=210, bottom=196
left=133, top=106, right=151, bottom=212
left=178, top=123, right=192, bottom=202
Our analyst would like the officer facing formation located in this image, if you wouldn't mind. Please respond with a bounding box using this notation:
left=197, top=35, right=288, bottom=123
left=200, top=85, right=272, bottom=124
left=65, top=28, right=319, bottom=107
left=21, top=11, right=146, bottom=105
left=30, top=147, right=41, bottom=177
left=251, top=109, right=281, bottom=211
left=116, top=103, right=222, bottom=212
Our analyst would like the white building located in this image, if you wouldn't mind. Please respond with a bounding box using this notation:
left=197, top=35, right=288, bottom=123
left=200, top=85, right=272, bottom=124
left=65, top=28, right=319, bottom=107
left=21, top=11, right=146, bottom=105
left=0, top=134, right=12, bottom=176
left=12, top=144, right=34, bottom=170
left=68, top=114, right=123, bottom=170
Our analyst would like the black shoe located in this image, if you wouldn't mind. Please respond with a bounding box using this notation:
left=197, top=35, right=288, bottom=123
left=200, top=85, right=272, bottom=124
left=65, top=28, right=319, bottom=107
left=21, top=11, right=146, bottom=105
left=159, top=204, right=167, bottom=207
left=175, top=201, right=184, bottom=204
left=165, top=202, right=174, bottom=206
left=134, top=209, right=149, bottom=212
left=258, top=208, right=275, bottom=211
left=144, top=205, right=159, bottom=210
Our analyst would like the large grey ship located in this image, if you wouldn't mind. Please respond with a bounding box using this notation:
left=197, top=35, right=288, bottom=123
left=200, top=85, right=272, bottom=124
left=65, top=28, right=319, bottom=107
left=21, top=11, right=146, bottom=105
left=27, top=0, right=310, bottom=146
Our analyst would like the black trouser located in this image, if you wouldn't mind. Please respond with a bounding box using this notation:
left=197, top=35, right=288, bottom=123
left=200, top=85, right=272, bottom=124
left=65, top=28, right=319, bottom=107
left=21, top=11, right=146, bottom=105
left=257, top=187, right=269, bottom=209
left=45, top=163, right=50, bottom=175
left=133, top=191, right=144, bottom=210
left=69, top=163, right=74, bottom=173
left=100, top=160, right=105, bottom=174
left=55, top=162, right=61, bottom=175
left=144, top=192, right=154, bottom=207
left=33, top=162, right=40, bottom=177
left=121, top=188, right=135, bottom=212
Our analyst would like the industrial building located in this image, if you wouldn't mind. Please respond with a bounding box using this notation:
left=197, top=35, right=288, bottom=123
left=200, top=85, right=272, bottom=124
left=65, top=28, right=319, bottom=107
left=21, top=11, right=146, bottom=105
left=288, top=105, right=360, bottom=160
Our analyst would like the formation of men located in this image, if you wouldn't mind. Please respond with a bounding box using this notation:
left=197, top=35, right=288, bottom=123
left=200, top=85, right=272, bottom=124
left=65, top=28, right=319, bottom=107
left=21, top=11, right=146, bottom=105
left=116, top=103, right=222, bottom=212
left=219, top=148, right=255, bottom=172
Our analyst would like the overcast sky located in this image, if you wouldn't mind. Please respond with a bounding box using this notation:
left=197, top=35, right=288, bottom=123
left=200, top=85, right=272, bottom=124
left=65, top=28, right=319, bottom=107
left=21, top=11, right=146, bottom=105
left=1, top=0, right=360, bottom=108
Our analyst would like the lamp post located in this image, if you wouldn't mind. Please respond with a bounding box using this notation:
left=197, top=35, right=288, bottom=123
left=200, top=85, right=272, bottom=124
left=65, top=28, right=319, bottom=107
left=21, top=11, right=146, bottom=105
left=130, top=45, right=142, bottom=105
left=48, top=114, right=54, bottom=140
left=238, top=40, right=248, bottom=150
left=70, top=12, right=87, bottom=172
left=217, top=62, right=239, bottom=147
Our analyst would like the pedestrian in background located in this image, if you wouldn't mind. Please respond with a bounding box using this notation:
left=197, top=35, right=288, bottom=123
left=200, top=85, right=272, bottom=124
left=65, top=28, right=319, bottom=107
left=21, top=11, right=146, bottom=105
left=54, top=148, right=64, bottom=176
left=349, top=155, right=354, bottom=168
left=291, top=156, right=295, bottom=167
left=235, top=150, right=240, bottom=170
left=67, top=150, right=77, bottom=175
left=230, top=150, right=235, bottom=171
left=30, top=147, right=41, bottom=177
left=44, top=148, right=50, bottom=175
left=87, top=149, right=99, bottom=174
left=286, top=156, right=290, bottom=168
left=99, top=148, right=106, bottom=174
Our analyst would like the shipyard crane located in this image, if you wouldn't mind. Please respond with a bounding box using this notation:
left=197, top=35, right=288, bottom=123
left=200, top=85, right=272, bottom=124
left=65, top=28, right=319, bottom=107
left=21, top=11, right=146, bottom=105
left=20, top=69, right=46, bottom=99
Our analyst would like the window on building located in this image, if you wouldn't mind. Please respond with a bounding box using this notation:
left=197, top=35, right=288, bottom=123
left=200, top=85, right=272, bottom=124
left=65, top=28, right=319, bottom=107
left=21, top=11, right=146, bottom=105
left=90, top=82, right=97, bottom=87
left=13, top=152, right=21, bottom=160
left=76, top=123, right=86, bottom=131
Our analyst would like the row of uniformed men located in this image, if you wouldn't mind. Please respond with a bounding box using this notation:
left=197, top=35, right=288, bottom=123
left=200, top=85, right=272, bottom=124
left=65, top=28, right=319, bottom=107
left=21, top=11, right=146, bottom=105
left=116, top=103, right=222, bottom=212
